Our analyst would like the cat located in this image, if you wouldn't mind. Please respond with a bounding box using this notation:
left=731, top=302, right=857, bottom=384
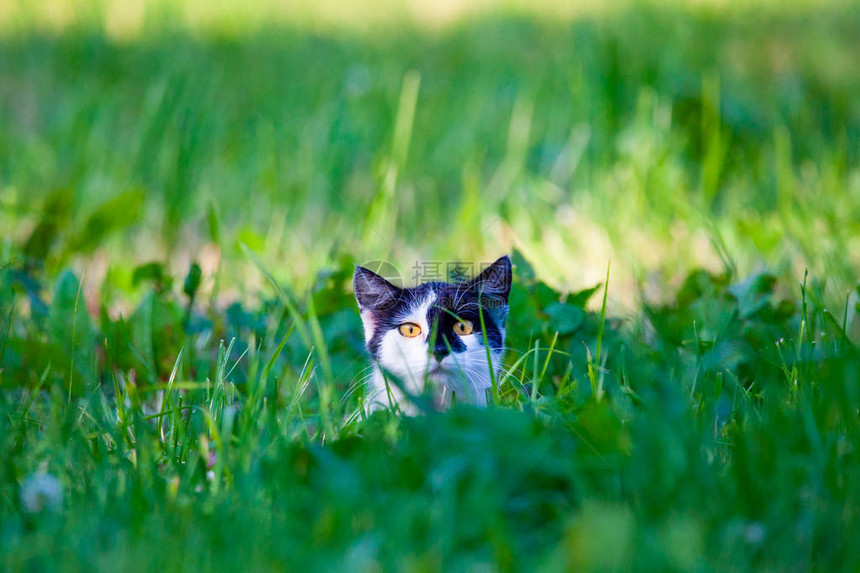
left=353, top=255, right=511, bottom=415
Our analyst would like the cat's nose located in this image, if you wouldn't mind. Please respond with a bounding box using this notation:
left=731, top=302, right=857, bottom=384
left=432, top=344, right=449, bottom=363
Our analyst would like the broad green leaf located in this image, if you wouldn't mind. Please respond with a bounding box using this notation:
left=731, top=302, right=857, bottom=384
left=66, top=189, right=145, bottom=254
left=544, top=302, right=585, bottom=335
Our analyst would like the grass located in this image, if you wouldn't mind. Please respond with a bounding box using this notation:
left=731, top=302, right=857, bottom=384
left=1, top=0, right=860, bottom=570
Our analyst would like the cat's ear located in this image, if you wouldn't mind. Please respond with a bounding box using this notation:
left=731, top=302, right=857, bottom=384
left=353, top=265, right=402, bottom=312
left=469, top=255, right=512, bottom=303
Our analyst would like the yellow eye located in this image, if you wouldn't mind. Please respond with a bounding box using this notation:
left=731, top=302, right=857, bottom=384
left=453, top=320, right=474, bottom=336
left=398, top=323, right=422, bottom=338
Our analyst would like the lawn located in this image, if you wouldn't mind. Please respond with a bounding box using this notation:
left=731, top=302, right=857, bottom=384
left=1, top=0, right=859, bottom=570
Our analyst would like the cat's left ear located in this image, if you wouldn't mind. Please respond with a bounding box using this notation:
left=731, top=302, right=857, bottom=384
left=469, top=255, right=512, bottom=303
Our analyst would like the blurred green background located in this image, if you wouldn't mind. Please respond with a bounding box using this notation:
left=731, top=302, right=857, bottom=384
left=2, top=1, right=860, bottom=571
left=3, top=0, right=858, bottom=304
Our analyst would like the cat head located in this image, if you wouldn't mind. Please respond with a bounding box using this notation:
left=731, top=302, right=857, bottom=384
left=353, top=256, right=512, bottom=406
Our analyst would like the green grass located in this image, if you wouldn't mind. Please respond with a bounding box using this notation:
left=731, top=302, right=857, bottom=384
left=2, top=0, right=860, bottom=570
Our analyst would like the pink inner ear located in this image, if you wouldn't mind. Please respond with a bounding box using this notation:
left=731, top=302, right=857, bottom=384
left=359, top=309, right=377, bottom=341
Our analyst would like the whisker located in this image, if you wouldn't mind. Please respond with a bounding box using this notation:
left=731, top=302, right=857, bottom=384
left=341, top=370, right=375, bottom=405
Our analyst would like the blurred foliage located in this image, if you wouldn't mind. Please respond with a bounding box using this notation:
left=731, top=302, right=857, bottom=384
left=0, top=1, right=858, bottom=293
left=2, top=249, right=859, bottom=570
left=1, top=0, right=860, bottom=570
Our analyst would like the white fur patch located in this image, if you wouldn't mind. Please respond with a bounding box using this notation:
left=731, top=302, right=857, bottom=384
left=363, top=291, right=504, bottom=414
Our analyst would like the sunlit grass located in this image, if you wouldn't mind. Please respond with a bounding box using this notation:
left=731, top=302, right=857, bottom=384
left=6, top=0, right=856, bottom=39
left=2, top=1, right=858, bottom=309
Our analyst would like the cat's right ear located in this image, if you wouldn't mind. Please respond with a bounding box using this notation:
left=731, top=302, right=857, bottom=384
left=353, top=266, right=402, bottom=313
left=354, top=266, right=402, bottom=342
